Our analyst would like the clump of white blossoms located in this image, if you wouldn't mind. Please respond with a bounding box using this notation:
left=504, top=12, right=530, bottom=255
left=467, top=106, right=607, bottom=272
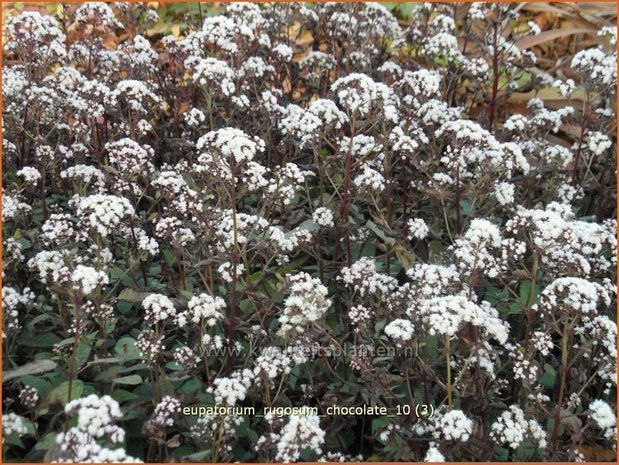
left=339, top=257, right=398, bottom=298
left=16, top=166, right=41, bottom=185
left=207, top=369, right=253, bottom=406
left=404, top=264, right=463, bottom=300
left=490, top=405, right=547, bottom=449
left=142, top=293, right=185, bottom=327
left=253, top=345, right=308, bottom=383
left=106, top=138, right=154, bottom=174
left=273, top=414, right=326, bottom=462
left=187, top=292, right=226, bottom=326
left=145, top=396, right=181, bottom=434
left=55, top=394, right=140, bottom=463
left=384, top=319, right=414, bottom=343
left=433, top=410, right=473, bottom=442
left=589, top=399, right=617, bottom=442
left=407, top=218, right=430, bottom=240
left=312, top=207, right=335, bottom=228
left=420, top=295, right=509, bottom=344
left=279, top=273, right=331, bottom=336
left=537, top=277, right=610, bottom=318
left=452, top=218, right=506, bottom=279
left=190, top=57, right=236, bottom=96
left=331, top=73, right=399, bottom=123
left=197, top=127, right=265, bottom=164
left=424, top=445, right=445, bottom=462
left=71, top=265, right=109, bottom=295
left=494, top=182, right=515, bottom=206
left=77, top=194, right=135, bottom=238
left=2, top=412, right=28, bottom=441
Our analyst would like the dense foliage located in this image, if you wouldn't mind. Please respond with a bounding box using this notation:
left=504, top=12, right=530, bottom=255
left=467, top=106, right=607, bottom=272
left=2, top=2, right=617, bottom=462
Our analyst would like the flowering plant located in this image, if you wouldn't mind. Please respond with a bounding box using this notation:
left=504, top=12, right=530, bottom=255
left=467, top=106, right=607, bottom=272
left=2, top=2, right=616, bottom=463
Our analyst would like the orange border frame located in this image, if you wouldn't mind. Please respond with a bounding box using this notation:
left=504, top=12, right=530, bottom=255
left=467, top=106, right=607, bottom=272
left=0, top=1, right=617, bottom=464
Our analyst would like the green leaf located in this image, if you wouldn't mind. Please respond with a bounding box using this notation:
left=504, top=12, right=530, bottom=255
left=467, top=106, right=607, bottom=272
left=178, top=378, right=202, bottom=394
left=34, top=433, right=57, bottom=451
left=18, top=332, right=62, bottom=348
left=114, top=337, right=142, bottom=361
left=162, top=248, right=176, bottom=266
left=112, top=389, right=138, bottom=403
left=118, top=288, right=151, bottom=304
left=372, top=416, right=391, bottom=435
left=21, top=375, right=54, bottom=396
left=45, top=380, right=84, bottom=406
left=114, top=375, right=143, bottom=386
left=540, top=364, right=556, bottom=388
left=519, top=280, right=532, bottom=305
left=3, top=359, right=57, bottom=382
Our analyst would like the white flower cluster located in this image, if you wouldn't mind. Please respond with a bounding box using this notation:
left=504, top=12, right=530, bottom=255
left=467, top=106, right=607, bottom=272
left=253, top=345, right=308, bottom=383
left=273, top=414, right=326, bottom=462
left=142, top=293, right=185, bottom=327
left=16, top=166, right=42, bottom=185
left=197, top=127, right=265, bottom=164
left=419, top=295, right=509, bottom=344
left=77, top=194, right=134, bottom=238
left=348, top=304, right=373, bottom=330
left=187, top=292, right=226, bottom=326
left=407, top=218, right=430, bottom=240
left=173, top=346, right=200, bottom=370
left=74, top=2, right=122, bottom=29
left=28, top=250, right=71, bottom=285
left=279, top=272, right=331, bottom=336
left=2, top=286, right=34, bottom=333
left=279, top=99, right=348, bottom=148
left=571, top=47, right=616, bottom=87
left=452, top=219, right=507, bottom=279
left=353, top=165, right=385, bottom=193
left=56, top=394, right=140, bottom=463
left=586, top=131, right=612, bottom=156
left=106, top=138, right=154, bottom=174
left=190, top=57, right=236, bottom=96
left=589, top=399, right=616, bottom=442
left=339, top=257, right=398, bottom=298
left=537, top=277, right=610, bottom=318
left=2, top=412, right=28, bottom=441
left=147, top=396, right=181, bottom=430
left=331, top=73, right=399, bottom=123
left=404, top=264, right=463, bottom=302
left=106, top=79, right=160, bottom=114
left=184, top=108, right=206, bottom=127
left=61, top=165, right=106, bottom=192
left=71, top=265, right=109, bottom=295
left=506, top=204, right=617, bottom=277
left=424, top=445, right=445, bottom=462
left=490, top=405, right=547, bottom=449
left=384, top=319, right=415, bottom=343
left=494, top=182, right=516, bottom=206
left=433, top=410, right=473, bottom=442
left=208, top=369, right=253, bottom=406
left=3, top=191, right=32, bottom=222
left=312, top=207, right=335, bottom=228
left=4, top=11, right=66, bottom=62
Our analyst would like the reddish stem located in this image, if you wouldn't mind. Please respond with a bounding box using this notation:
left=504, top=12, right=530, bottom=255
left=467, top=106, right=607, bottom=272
left=487, top=23, right=500, bottom=131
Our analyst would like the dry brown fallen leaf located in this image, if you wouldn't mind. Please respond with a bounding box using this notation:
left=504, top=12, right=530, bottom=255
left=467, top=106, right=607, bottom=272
left=516, top=28, right=595, bottom=50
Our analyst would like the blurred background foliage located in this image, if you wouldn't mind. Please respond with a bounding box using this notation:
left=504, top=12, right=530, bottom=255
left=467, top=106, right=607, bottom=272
left=3, top=2, right=615, bottom=47
left=3, top=2, right=421, bottom=38
left=2, top=2, right=615, bottom=123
